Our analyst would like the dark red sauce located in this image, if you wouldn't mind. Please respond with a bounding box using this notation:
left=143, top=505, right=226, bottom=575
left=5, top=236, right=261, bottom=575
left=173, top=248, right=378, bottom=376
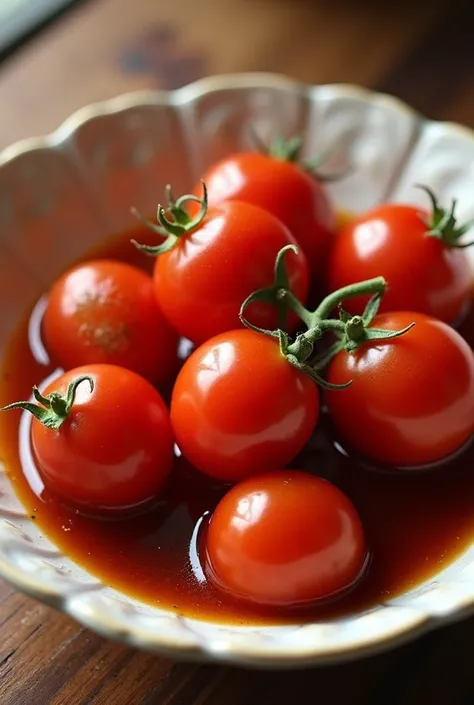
left=0, top=224, right=473, bottom=626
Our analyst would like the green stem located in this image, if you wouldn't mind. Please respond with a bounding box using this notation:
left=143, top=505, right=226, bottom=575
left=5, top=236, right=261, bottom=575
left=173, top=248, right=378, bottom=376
left=345, top=315, right=366, bottom=343
left=417, top=184, right=474, bottom=248
left=238, top=244, right=302, bottom=333
left=286, top=318, right=345, bottom=357
left=249, top=126, right=304, bottom=162
left=1, top=376, right=94, bottom=430
left=312, top=276, right=387, bottom=324
left=249, top=126, right=349, bottom=180
left=238, top=245, right=415, bottom=391
left=280, top=290, right=314, bottom=329
left=132, top=182, right=208, bottom=256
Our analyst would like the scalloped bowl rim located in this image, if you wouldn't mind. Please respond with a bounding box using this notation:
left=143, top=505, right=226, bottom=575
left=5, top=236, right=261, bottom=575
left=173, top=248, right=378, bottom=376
left=0, top=73, right=473, bottom=668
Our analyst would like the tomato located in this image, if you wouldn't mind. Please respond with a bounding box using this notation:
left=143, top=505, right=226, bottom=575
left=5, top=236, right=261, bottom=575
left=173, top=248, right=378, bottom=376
left=43, top=260, right=179, bottom=384
left=205, top=470, right=368, bottom=607
left=328, top=202, right=473, bottom=323
left=170, top=329, right=319, bottom=482
left=326, top=312, right=474, bottom=467
left=194, top=152, right=336, bottom=277
left=151, top=200, right=309, bottom=345
left=3, top=365, right=174, bottom=511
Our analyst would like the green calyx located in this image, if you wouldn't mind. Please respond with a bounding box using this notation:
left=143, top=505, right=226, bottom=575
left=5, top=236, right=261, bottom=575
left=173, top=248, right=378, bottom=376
left=250, top=126, right=347, bottom=182
left=238, top=244, right=301, bottom=332
left=0, top=375, right=94, bottom=430
left=340, top=301, right=415, bottom=352
left=418, top=184, right=474, bottom=248
left=312, top=297, right=415, bottom=371
left=239, top=246, right=416, bottom=389
left=131, top=181, right=208, bottom=256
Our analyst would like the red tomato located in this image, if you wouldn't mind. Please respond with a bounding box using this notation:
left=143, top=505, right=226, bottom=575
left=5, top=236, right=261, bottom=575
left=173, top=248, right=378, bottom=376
left=194, top=153, right=336, bottom=277
left=43, top=260, right=179, bottom=384
left=326, top=312, right=474, bottom=467
left=205, top=470, right=368, bottom=606
left=328, top=203, right=473, bottom=323
left=153, top=201, right=309, bottom=345
left=8, top=365, right=174, bottom=511
left=170, top=329, right=319, bottom=482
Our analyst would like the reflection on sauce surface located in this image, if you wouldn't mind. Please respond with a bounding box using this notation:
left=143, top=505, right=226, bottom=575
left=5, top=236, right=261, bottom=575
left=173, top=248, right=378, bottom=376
left=0, top=225, right=473, bottom=626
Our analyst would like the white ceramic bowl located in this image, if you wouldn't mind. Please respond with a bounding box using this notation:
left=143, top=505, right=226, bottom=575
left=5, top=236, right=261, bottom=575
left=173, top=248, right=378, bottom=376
left=0, top=74, right=473, bottom=668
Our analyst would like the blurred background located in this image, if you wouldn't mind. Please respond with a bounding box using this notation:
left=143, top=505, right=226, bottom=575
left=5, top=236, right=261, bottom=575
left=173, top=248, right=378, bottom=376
left=0, top=0, right=472, bottom=151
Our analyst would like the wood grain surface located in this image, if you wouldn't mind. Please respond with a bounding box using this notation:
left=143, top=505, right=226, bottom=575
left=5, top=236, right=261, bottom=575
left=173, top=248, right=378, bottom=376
left=1, top=0, right=474, bottom=703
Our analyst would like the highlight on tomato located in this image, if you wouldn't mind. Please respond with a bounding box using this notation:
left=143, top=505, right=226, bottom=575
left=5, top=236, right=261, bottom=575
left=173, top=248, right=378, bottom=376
left=42, top=259, right=179, bottom=385
left=205, top=470, right=368, bottom=607
left=132, top=182, right=309, bottom=345
left=324, top=309, right=474, bottom=468
left=328, top=186, right=474, bottom=324
left=190, top=133, right=338, bottom=277
left=1, top=365, right=174, bottom=512
left=170, top=328, right=320, bottom=483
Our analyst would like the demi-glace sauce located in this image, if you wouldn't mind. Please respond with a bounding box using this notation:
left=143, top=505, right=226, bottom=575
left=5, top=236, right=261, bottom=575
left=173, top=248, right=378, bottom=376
left=0, top=224, right=473, bottom=626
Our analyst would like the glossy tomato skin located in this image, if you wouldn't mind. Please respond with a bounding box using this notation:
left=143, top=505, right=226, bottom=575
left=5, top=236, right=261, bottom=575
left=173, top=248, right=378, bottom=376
left=31, top=365, right=174, bottom=511
left=328, top=204, right=472, bottom=323
left=170, top=330, right=319, bottom=482
left=154, top=201, right=309, bottom=346
left=194, top=153, right=336, bottom=277
left=206, top=470, right=368, bottom=607
left=43, top=260, right=179, bottom=384
left=326, top=312, right=474, bottom=467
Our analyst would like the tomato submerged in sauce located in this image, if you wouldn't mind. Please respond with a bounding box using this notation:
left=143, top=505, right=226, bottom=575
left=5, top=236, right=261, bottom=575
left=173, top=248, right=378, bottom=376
left=0, top=224, right=474, bottom=626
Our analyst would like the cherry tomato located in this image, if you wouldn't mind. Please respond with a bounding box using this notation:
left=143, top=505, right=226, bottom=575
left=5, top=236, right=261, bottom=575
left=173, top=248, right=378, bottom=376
left=43, top=260, right=179, bottom=384
left=205, top=470, right=368, bottom=607
left=153, top=200, right=309, bottom=345
left=170, top=329, right=319, bottom=482
left=328, top=202, right=473, bottom=323
left=8, top=365, right=174, bottom=511
left=326, top=312, right=474, bottom=467
left=194, top=153, right=336, bottom=277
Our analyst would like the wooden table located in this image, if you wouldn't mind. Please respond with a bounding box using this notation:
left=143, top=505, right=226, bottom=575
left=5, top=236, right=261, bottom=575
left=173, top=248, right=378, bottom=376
left=1, top=0, right=474, bottom=702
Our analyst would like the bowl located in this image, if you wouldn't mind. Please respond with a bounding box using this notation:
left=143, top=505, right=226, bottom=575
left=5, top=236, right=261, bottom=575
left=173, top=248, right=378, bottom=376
left=0, top=73, right=473, bottom=668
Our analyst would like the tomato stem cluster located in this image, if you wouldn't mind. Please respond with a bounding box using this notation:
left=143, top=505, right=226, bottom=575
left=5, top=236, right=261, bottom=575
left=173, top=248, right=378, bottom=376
left=240, top=246, right=415, bottom=388
left=1, top=376, right=94, bottom=429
